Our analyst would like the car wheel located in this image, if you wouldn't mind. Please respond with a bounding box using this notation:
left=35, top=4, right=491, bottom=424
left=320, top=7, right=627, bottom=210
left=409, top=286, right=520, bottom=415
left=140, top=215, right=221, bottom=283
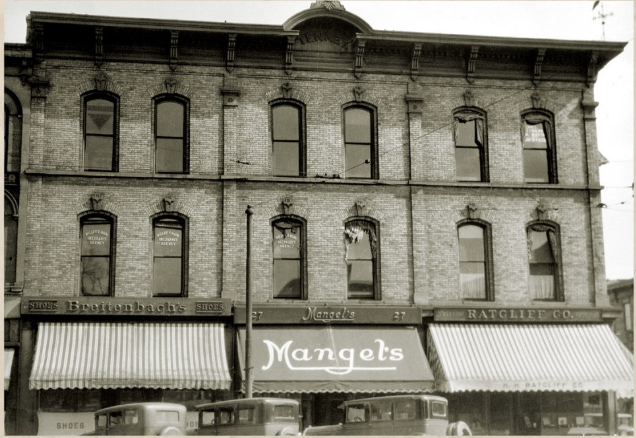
left=276, top=426, right=297, bottom=436
left=447, top=421, right=472, bottom=436
left=158, top=426, right=183, bottom=435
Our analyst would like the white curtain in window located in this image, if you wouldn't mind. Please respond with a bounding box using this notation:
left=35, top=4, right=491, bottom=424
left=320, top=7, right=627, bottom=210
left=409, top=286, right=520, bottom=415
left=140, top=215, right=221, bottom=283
left=460, top=273, right=486, bottom=299
left=530, top=275, right=555, bottom=300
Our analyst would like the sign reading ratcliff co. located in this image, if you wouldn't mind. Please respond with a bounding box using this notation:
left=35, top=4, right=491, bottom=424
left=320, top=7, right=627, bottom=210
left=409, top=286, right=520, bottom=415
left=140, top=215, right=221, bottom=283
left=234, top=305, right=420, bottom=325
left=21, top=297, right=231, bottom=317
left=434, top=307, right=603, bottom=323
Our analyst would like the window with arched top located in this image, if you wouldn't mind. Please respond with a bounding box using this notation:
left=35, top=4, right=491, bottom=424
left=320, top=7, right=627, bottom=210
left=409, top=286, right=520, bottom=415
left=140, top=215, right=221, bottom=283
left=272, top=217, right=306, bottom=299
left=271, top=102, right=305, bottom=177
left=4, top=195, right=18, bottom=284
left=457, top=222, right=493, bottom=301
left=83, top=92, right=118, bottom=171
left=155, top=96, right=189, bottom=173
left=345, top=219, right=380, bottom=299
left=344, top=105, right=377, bottom=179
left=152, top=215, right=187, bottom=296
left=454, top=109, right=488, bottom=182
left=5, top=90, right=23, bottom=175
left=80, top=213, right=116, bottom=296
left=527, top=222, right=562, bottom=300
left=522, top=110, right=557, bottom=183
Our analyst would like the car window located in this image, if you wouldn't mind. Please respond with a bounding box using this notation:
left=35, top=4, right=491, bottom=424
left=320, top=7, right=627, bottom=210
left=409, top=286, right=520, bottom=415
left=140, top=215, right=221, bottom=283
left=97, top=414, right=108, bottom=428
left=370, top=400, right=393, bottom=422
left=395, top=400, right=417, bottom=421
left=200, top=410, right=215, bottom=427
left=218, top=407, right=235, bottom=425
left=431, top=401, right=447, bottom=418
left=156, top=410, right=180, bottom=423
left=346, top=404, right=367, bottom=423
left=274, top=405, right=295, bottom=421
left=238, top=407, right=255, bottom=424
left=123, top=409, right=138, bottom=425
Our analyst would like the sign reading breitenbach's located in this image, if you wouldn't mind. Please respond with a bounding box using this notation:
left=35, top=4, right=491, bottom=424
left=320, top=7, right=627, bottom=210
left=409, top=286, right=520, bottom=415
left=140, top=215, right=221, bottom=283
left=21, top=297, right=231, bottom=317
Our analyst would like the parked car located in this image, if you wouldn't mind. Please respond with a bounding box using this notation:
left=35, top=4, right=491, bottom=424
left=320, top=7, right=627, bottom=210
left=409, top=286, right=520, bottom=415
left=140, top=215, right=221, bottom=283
left=195, top=397, right=300, bottom=436
left=302, top=395, right=471, bottom=436
left=83, top=402, right=187, bottom=435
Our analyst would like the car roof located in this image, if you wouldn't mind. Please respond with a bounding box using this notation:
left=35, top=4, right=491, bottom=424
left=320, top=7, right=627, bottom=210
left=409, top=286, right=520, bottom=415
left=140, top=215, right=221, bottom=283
left=195, top=397, right=299, bottom=410
left=342, top=395, right=448, bottom=404
left=94, top=402, right=186, bottom=415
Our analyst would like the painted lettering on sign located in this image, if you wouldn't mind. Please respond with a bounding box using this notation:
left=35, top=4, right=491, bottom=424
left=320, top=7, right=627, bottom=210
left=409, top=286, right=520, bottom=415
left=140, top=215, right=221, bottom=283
left=85, top=229, right=108, bottom=245
left=301, top=307, right=355, bottom=323
left=28, top=300, right=59, bottom=312
left=502, top=381, right=584, bottom=390
left=261, top=339, right=403, bottom=375
left=466, top=309, right=574, bottom=320
left=66, top=300, right=186, bottom=314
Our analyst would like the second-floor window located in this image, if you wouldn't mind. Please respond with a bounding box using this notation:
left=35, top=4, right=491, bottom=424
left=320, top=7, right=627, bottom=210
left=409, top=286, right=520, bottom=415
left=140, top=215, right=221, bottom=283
left=84, top=95, right=118, bottom=171
left=153, top=216, right=186, bottom=296
left=345, top=219, right=379, bottom=299
left=458, top=222, right=492, bottom=300
left=155, top=98, right=188, bottom=173
left=272, top=103, right=304, bottom=176
left=344, top=106, right=376, bottom=179
left=522, top=111, right=556, bottom=183
left=454, top=110, right=487, bottom=182
left=272, top=218, right=305, bottom=299
left=80, top=214, right=115, bottom=296
left=527, top=223, right=562, bottom=300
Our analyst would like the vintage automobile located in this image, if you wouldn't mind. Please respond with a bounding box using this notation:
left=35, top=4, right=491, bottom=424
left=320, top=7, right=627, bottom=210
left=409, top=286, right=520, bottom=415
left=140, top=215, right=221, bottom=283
left=302, top=395, right=472, bottom=436
left=83, top=402, right=187, bottom=435
left=195, top=397, right=300, bottom=436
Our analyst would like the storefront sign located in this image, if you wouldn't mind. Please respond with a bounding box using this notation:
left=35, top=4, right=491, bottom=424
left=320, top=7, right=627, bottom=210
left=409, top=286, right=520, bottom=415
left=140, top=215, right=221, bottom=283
left=434, top=307, right=603, bottom=323
left=234, top=305, right=420, bottom=324
left=22, top=297, right=231, bottom=317
left=37, top=412, right=93, bottom=436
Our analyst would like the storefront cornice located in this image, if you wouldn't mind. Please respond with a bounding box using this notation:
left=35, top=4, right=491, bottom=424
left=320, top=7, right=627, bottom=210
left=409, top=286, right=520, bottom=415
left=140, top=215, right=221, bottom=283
left=431, top=305, right=620, bottom=323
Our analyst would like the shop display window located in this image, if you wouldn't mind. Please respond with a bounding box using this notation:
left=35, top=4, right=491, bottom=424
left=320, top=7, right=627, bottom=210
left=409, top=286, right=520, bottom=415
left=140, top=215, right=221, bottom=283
left=39, top=389, right=101, bottom=412
left=489, top=393, right=513, bottom=435
left=540, top=392, right=604, bottom=432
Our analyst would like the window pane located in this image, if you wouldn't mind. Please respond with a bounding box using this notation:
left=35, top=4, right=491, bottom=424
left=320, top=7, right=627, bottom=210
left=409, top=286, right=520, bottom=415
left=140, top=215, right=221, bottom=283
left=273, top=141, right=300, bottom=176
left=272, top=105, right=299, bottom=140
left=347, top=230, right=372, bottom=259
left=345, top=144, right=371, bottom=178
left=460, top=262, right=486, bottom=299
left=274, top=260, right=301, bottom=298
left=81, top=257, right=110, bottom=296
left=86, top=99, right=114, bottom=135
left=85, top=136, right=114, bottom=170
left=347, top=260, right=373, bottom=295
left=529, top=230, right=554, bottom=262
left=273, top=222, right=301, bottom=258
left=456, top=120, right=477, bottom=147
left=530, top=263, right=555, bottom=299
left=524, top=123, right=548, bottom=149
left=459, top=225, right=484, bottom=262
left=524, top=150, right=549, bottom=182
left=370, top=400, right=393, bottom=422
left=238, top=408, right=255, bottom=424
left=456, top=147, right=481, bottom=181
left=4, top=199, right=18, bottom=284
left=395, top=400, right=417, bottom=420
left=345, top=108, right=371, bottom=143
left=153, top=257, right=182, bottom=295
left=156, top=138, right=184, bottom=172
left=157, top=101, right=184, bottom=137
left=82, top=223, right=111, bottom=256
left=154, top=224, right=182, bottom=257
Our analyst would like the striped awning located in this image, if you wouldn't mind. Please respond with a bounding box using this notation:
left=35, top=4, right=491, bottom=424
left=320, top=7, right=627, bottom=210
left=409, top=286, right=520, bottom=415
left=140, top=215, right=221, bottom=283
left=29, top=322, right=231, bottom=390
left=427, top=323, right=634, bottom=393
left=4, top=349, right=15, bottom=390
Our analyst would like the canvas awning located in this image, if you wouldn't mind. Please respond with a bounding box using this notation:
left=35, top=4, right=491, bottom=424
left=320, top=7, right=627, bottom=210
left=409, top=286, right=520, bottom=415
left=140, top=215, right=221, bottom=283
left=237, top=326, right=435, bottom=393
left=4, top=349, right=15, bottom=390
left=29, top=322, right=231, bottom=390
left=427, top=323, right=634, bottom=393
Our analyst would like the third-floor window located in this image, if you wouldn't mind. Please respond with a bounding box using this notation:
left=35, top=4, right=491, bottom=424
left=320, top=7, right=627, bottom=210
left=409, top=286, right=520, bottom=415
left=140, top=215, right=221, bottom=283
left=155, top=97, right=188, bottom=173
left=271, top=103, right=304, bottom=177
left=344, top=105, right=377, bottom=179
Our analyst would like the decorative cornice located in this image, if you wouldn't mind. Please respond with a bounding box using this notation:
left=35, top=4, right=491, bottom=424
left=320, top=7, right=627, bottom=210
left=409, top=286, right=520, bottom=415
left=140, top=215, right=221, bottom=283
left=586, top=51, right=599, bottom=88
left=533, top=48, right=546, bottom=86
left=226, top=34, right=237, bottom=73
left=285, top=35, right=296, bottom=76
left=354, top=40, right=366, bottom=79
left=410, top=43, right=422, bottom=81
left=466, top=46, right=479, bottom=84
left=94, top=26, right=104, bottom=68
left=169, top=30, right=179, bottom=71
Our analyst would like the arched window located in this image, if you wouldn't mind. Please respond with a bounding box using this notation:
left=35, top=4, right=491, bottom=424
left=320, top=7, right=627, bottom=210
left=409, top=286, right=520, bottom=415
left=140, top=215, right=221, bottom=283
left=80, top=214, right=115, bottom=296
left=272, top=217, right=306, bottom=299
left=345, top=219, right=380, bottom=299
left=153, top=215, right=187, bottom=296
left=4, top=195, right=18, bottom=284
left=458, top=222, right=493, bottom=300
left=271, top=102, right=304, bottom=177
left=522, top=111, right=557, bottom=183
left=5, top=90, right=23, bottom=175
left=84, top=93, right=118, bottom=171
left=454, top=109, right=488, bottom=182
left=344, top=105, right=377, bottom=179
left=155, top=96, right=188, bottom=173
left=527, top=222, right=562, bottom=300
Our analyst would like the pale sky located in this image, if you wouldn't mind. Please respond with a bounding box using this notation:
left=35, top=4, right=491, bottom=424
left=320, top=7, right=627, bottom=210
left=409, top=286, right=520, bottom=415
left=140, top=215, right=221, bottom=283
left=3, top=0, right=634, bottom=279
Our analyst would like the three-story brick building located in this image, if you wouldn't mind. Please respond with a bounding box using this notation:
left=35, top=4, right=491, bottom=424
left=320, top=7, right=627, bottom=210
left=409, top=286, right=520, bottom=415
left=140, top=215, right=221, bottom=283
left=4, top=1, right=632, bottom=435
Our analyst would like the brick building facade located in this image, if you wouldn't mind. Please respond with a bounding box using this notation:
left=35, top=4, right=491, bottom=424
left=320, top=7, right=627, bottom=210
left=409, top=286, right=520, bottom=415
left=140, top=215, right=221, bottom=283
left=4, top=1, right=632, bottom=435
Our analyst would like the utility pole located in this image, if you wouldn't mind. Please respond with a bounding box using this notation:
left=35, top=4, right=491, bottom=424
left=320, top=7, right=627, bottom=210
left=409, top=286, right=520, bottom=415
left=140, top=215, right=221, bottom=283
left=244, top=205, right=254, bottom=399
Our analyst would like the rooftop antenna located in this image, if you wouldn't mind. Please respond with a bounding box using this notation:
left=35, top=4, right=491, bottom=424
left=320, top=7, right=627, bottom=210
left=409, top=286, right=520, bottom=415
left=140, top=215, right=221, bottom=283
left=593, top=2, right=613, bottom=40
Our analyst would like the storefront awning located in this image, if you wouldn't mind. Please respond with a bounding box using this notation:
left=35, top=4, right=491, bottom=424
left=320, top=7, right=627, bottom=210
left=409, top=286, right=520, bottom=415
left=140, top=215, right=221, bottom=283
left=4, top=349, right=15, bottom=390
left=427, top=323, right=634, bottom=393
left=617, top=341, right=634, bottom=399
left=237, top=326, right=435, bottom=393
left=29, top=322, right=231, bottom=390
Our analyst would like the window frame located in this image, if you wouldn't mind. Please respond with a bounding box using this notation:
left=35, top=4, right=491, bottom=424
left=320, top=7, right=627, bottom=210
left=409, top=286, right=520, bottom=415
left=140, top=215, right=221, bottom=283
left=521, top=109, right=557, bottom=184
left=151, top=213, right=188, bottom=297
left=79, top=212, right=117, bottom=297
left=457, top=220, right=494, bottom=301
left=453, top=108, right=489, bottom=182
left=527, top=221, right=563, bottom=301
left=271, top=216, right=307, bottom=300
left=270, top=100, right=306, bottom=177
left=82, top=91, right=119, bottom=172
left=154, top=94, right=190, bottom=174
left=344, top=217, right=381, bottom=300
left=343, top=103, right=378, bottom=179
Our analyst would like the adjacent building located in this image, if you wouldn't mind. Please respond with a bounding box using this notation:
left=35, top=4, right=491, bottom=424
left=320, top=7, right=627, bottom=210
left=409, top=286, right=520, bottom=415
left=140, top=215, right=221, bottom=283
left=4, top=1, right=633, bottom=435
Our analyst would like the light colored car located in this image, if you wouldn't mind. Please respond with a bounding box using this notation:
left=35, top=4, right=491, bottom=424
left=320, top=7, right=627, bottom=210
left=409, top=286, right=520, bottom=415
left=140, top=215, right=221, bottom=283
left=84, top=402, right=187, bottom=436
left=302, top=395, right=471, bottom=436
left=195, top=397, right=300, bottom=436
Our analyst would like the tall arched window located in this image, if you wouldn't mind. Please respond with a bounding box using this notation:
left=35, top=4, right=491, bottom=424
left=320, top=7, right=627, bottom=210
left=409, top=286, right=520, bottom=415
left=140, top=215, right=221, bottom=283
left=155, top=96, right=188, bottom=173
left=454, top=109, right=488, bottom=182
left=272, top=217, right=306, bottom=299
left=345, top=219, right=380, bottom=299
left=153, top=215, right=187, bottom=296
left=527, top=222, right=562, bottom=300
left=344, top=105, right=377, bottom=179
left=522, top=110, right=557, bottom=183
left=458, top=222, right=493, bottom=300
left=84, top=93, right=118, bottom=171
left=5, top=90, right=23, bottom=175
left=80, top=214, right=115, bottom=296
left=271, top=102, right=304, bottom=177
left=4, top=195, right=18, bottom=284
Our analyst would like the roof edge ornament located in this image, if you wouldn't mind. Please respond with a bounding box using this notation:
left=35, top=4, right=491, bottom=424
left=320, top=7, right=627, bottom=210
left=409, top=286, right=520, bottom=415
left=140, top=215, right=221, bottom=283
left=310, top=0, right=346, bottom=11
left=283, top=2, right=373, bottom=33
